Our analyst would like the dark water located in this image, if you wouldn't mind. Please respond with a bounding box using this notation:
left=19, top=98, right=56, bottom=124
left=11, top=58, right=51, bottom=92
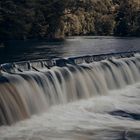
left=0, top=36, right=140, bottom=64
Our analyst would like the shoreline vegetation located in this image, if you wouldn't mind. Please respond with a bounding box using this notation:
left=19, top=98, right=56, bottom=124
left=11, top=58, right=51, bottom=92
left=0, top=0, right=140, bottom=46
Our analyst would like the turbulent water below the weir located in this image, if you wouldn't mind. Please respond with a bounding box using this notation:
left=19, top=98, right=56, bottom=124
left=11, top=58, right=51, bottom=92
left=0, top=53, right=140, bottom=139
left=0, top=83, right=140, bottom=140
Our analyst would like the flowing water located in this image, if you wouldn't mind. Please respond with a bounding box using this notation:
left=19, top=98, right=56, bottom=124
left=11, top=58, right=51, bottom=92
left=0, top=37, right=140, bottom=140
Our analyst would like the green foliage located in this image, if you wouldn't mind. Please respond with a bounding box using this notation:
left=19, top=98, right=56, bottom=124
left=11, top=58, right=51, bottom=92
left=0, top=0, right=140, bottom=42
left=114, top=0, right=140, bottom=36
left=95, top=15, right=115, bottom=35
left=62, top=0, right=114, bottom=36
left=0, top=0, right=70, bottom=40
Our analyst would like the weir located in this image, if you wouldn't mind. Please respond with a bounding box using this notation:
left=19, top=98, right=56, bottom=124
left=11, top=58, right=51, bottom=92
left=0, top=51, right=139, bottom=73
left=0, top=52, right=140, bottom=126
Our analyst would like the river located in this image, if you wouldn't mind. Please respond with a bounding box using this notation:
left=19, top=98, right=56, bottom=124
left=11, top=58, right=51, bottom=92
left=0, top=36, right=140, bottom=64
left=0, top=36, right=140, bottom=140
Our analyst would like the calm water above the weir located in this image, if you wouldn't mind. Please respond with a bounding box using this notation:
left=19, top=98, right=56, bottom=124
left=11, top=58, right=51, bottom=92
left=0, top=36, right=140, bottom=64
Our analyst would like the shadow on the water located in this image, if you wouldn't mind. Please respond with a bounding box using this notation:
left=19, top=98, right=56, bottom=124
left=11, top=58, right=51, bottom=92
left=109, top=110, right=140, bottom=121
left=0, top=39, right=66, bottom=64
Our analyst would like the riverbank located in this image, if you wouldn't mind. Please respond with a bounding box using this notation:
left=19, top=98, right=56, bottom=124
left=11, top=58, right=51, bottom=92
left=1, top=34, right=140, bottom=48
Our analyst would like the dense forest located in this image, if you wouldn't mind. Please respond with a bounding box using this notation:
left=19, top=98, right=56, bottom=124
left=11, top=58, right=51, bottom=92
left=0, top=0, right=140, bottom=44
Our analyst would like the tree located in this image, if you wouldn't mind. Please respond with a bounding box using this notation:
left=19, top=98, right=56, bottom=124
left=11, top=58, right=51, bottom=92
left=95, top=15, right=115, bottom=35
left=114, top=0, right=140, bottom=36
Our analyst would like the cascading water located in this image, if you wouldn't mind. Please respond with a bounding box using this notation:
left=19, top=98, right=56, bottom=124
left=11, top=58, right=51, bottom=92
left=0, top=53, right=140, bottom=126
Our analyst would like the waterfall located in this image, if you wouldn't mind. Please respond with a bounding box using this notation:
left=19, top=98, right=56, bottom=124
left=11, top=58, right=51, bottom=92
left=0, top=53, right=140, bottom=125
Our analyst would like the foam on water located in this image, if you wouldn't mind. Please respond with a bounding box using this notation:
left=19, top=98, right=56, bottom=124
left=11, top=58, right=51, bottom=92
left=0, top=83, right=140, bottom=140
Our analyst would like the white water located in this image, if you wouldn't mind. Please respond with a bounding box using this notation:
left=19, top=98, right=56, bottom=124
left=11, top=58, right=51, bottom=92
left=0, top=83, right=140, bottom=140
left=0, top=55, right=140, bottom=139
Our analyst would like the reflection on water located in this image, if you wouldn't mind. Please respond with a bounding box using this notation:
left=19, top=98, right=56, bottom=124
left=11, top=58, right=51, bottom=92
left=0, top=36, right=140, bottom=64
